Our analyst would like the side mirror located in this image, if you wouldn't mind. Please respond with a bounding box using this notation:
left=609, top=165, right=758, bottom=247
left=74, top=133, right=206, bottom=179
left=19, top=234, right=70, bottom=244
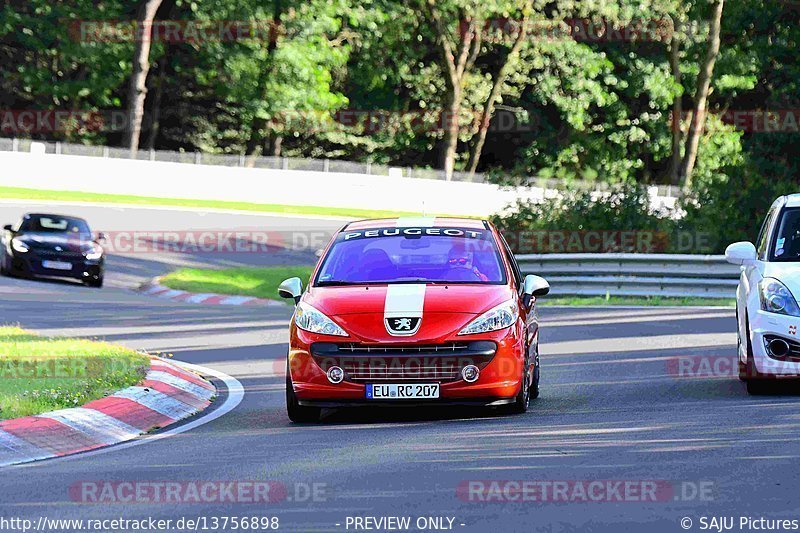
left=278, top=277, right=303, bottom=305
left=522, top=274, right=550, bottom=308
left=725, top=241, right=757, bottom=266
left=95, top=232, right=107, bottom=243
left=3, top=224, right=13, bottom=232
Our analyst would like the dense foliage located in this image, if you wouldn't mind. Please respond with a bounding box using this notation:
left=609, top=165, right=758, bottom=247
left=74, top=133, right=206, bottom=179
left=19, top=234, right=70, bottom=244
left=0, top=0, right=797, bottom=246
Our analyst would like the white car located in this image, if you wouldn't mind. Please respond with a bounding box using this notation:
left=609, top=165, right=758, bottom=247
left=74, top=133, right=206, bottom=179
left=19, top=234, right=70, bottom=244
left=726, top=194, right=800, bottom=394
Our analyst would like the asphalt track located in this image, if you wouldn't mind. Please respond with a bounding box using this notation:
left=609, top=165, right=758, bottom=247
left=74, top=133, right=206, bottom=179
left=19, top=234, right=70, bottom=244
left=1, top=201, right=799, bottom=533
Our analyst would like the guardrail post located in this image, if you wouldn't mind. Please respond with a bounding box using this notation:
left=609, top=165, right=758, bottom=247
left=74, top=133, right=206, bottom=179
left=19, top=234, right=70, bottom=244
left=103, top=146, right=110, bottom=158
left=55, top=141, right=62, bottom=155
left=323, top=159, right=330, bottom=172
left=282, top=157, right=289, bottom=170
left=194, top=152, right=201, bottom=164
left=149, top=149, right=155, bottom=161
left=366, top=162, right=372, bottom=175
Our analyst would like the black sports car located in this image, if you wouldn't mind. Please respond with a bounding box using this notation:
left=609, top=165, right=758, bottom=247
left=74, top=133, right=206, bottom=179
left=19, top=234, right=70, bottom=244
left=1, top=213, right=105, bottom=287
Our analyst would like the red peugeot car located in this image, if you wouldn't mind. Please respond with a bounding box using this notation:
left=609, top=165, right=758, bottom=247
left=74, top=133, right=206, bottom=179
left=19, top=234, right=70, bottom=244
left=278, top=217, right=550, bottom=422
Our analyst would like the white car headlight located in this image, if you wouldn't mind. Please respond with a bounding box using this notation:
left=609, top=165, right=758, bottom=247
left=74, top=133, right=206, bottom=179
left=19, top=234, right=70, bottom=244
left=759, top=278, right=800, bottom=317
left=294, top=302, right=347, bottom=336
left=11, top=239, right=29, bottom=253
left=458, top=299, right=519, bottom=335
left=85, top=245, right=103, bottom=260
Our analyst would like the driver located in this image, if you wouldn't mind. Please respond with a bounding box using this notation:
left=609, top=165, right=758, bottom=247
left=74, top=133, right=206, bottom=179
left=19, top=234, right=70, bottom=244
left=447, top=247, right=488, bottom=282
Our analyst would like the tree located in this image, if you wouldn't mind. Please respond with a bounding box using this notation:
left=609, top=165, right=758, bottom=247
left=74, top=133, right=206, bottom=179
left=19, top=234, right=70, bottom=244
left=678, top=0, right=725, bottom=188
left=124, top=0, right=164, bottom=154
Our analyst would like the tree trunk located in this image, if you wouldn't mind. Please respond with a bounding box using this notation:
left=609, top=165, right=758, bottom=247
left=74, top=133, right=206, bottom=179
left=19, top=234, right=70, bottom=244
left=425, top=1, right=480, bottom=180
left=145, top=54, right=168, bottom=151
left=668, top=18, right=683, bottom=185
left=679, top=0, right=724, bottom=189
left=467, top=5, right=531, bottom=176
left=441, top=85, right=461, bottom=180
left=245, top=0, right=283, bottom=157
left=124, top=0, right=163, bottom=155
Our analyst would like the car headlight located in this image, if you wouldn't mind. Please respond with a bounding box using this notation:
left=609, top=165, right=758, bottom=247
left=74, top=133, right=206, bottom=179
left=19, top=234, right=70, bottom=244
left=458, top=299, right=519, bottom=335
left=294, top=302, right=347, bottom=336
left=84, top=245, right=103, bottom=260
left=759, top=278, right=800, bottom=317
left=11, top=239, right=29, bottom=253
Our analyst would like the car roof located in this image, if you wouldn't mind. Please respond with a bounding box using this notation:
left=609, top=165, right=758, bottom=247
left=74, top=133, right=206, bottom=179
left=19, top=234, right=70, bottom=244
left=783, top=194, right=800, bottom=208
left=344, top=217, right=487, bottom=231
left=23, top=213, right=88, bottom=222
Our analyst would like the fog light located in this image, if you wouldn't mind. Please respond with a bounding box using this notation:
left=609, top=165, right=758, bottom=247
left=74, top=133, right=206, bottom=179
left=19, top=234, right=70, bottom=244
left=327, top=366, right=344, bottom=384
left=461, top=365, right=480, bottom=383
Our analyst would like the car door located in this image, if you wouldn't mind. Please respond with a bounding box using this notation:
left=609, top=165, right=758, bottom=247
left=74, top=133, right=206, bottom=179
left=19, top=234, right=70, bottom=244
left=742, top=202, right=781, bottom=336
left=497, top=232, right=538, bottom=365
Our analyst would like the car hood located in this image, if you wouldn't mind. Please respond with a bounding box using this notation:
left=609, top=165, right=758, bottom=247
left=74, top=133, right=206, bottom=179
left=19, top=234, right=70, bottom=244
left=14, top=232, right=95, bottom=253
left=302, top=284, right=514, bottom=343
left=763, top=263, right=800, bottom=292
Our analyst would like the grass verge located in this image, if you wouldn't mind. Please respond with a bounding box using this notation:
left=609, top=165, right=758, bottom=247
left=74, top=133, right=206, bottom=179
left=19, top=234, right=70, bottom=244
left=541, top=295, right=736, bottom=307
left=0, top=326, right=150, bottom=420
left=160, top=266, right=734, bottom=308
left=0, top=186, right=441, bottom=219
left=159, top=266, right=314, bottom=301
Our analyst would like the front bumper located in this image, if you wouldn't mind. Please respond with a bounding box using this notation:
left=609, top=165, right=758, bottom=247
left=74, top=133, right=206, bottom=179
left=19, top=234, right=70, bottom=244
left=749, top=309, right=800, bottom=377
left=288, top=327, right=526, bottom=405
left=9, top=253, right=103, bottom=282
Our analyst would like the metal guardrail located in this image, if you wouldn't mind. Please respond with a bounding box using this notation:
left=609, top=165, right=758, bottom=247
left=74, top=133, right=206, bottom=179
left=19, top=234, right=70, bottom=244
left=0, top=136, right=682, bottom=197
left=516, top=253, right=740, bottom=299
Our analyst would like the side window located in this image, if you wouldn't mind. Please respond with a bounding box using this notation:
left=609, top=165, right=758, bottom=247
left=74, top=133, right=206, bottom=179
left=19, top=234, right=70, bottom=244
left=756, top=207, right=778, bottom=260
left=498, top=233, right=522, bottom=288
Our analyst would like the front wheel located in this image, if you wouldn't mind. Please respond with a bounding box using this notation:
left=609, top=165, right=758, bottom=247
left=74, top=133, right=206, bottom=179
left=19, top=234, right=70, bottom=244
left=84, top=275, right=103, bottom=288
left=506, top=359, right=532, bottom=414
left=286, top=362, right=321, bottom=423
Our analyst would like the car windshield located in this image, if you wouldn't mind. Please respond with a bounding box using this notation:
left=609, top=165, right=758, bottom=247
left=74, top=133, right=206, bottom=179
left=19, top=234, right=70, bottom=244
left=771, top=207, right=800, bottom=262
left=18, top=214, right=91, bottom=235
left=315, top=227, right=507, bottom=285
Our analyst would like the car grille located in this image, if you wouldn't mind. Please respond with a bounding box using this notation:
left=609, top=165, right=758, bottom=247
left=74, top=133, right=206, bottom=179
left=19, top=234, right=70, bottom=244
left=30, top=248, right=85, bottom=260
left=311, top=341, right=496, bottom=383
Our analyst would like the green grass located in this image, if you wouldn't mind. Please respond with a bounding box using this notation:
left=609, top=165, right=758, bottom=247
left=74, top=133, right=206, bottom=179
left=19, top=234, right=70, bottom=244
left=160, top=266, right=314, bottom=301
left=0, top=326, right=150, bottom=420
left=541, top=295, right=736, bottom=307
left=0, top=185, right=444, bottom=219
left=161, top=266, right=734, bottom=308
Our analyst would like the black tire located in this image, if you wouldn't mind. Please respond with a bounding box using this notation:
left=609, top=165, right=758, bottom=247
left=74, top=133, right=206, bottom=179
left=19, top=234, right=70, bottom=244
left=85, top=276, right=103, bottom=288
left=286, top=361, right=321, bottom=423
left=737, top=307, right=747, bottom=381
left=743, top=313, right=771, bottom=395
left=506, top=358, right=531, bottom=414
left=529, top=352, right=540, bottom=400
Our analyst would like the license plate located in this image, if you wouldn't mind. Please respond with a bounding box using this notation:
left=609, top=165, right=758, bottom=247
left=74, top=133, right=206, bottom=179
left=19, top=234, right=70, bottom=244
left=366, top=383, right=440, bottom=400
left=42, top=260, right=72, bottom=271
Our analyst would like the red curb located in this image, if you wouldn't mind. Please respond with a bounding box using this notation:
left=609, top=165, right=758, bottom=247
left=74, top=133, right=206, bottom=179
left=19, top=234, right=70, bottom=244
left=81, top=396, right=176, bottom=432
left=152, top=362, right=216, bottom=392
left=203, top=295, right=229, bottom=305
left=0, top=417, right=104, bottom=456
left=141, top=379, right=211, bottom=411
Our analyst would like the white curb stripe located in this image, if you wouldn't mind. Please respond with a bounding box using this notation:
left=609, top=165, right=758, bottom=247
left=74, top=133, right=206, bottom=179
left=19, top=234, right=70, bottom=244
left=111, top=387, right=197, bottom=420
left=39, top=408, right=141, bottom=445
left=0, top=430, right=53, bottom=466
left=219, top=296, right=254, bottom=305
left=146, top=370, right=215, bottom=401
left=185, top=293, right=215, bottom=303
left=22, top=360, right=244, bottom=468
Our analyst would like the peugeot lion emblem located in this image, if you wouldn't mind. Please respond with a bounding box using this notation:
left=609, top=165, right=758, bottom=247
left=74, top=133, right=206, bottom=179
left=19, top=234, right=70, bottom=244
left=386, top=317, right=421, bottom=336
